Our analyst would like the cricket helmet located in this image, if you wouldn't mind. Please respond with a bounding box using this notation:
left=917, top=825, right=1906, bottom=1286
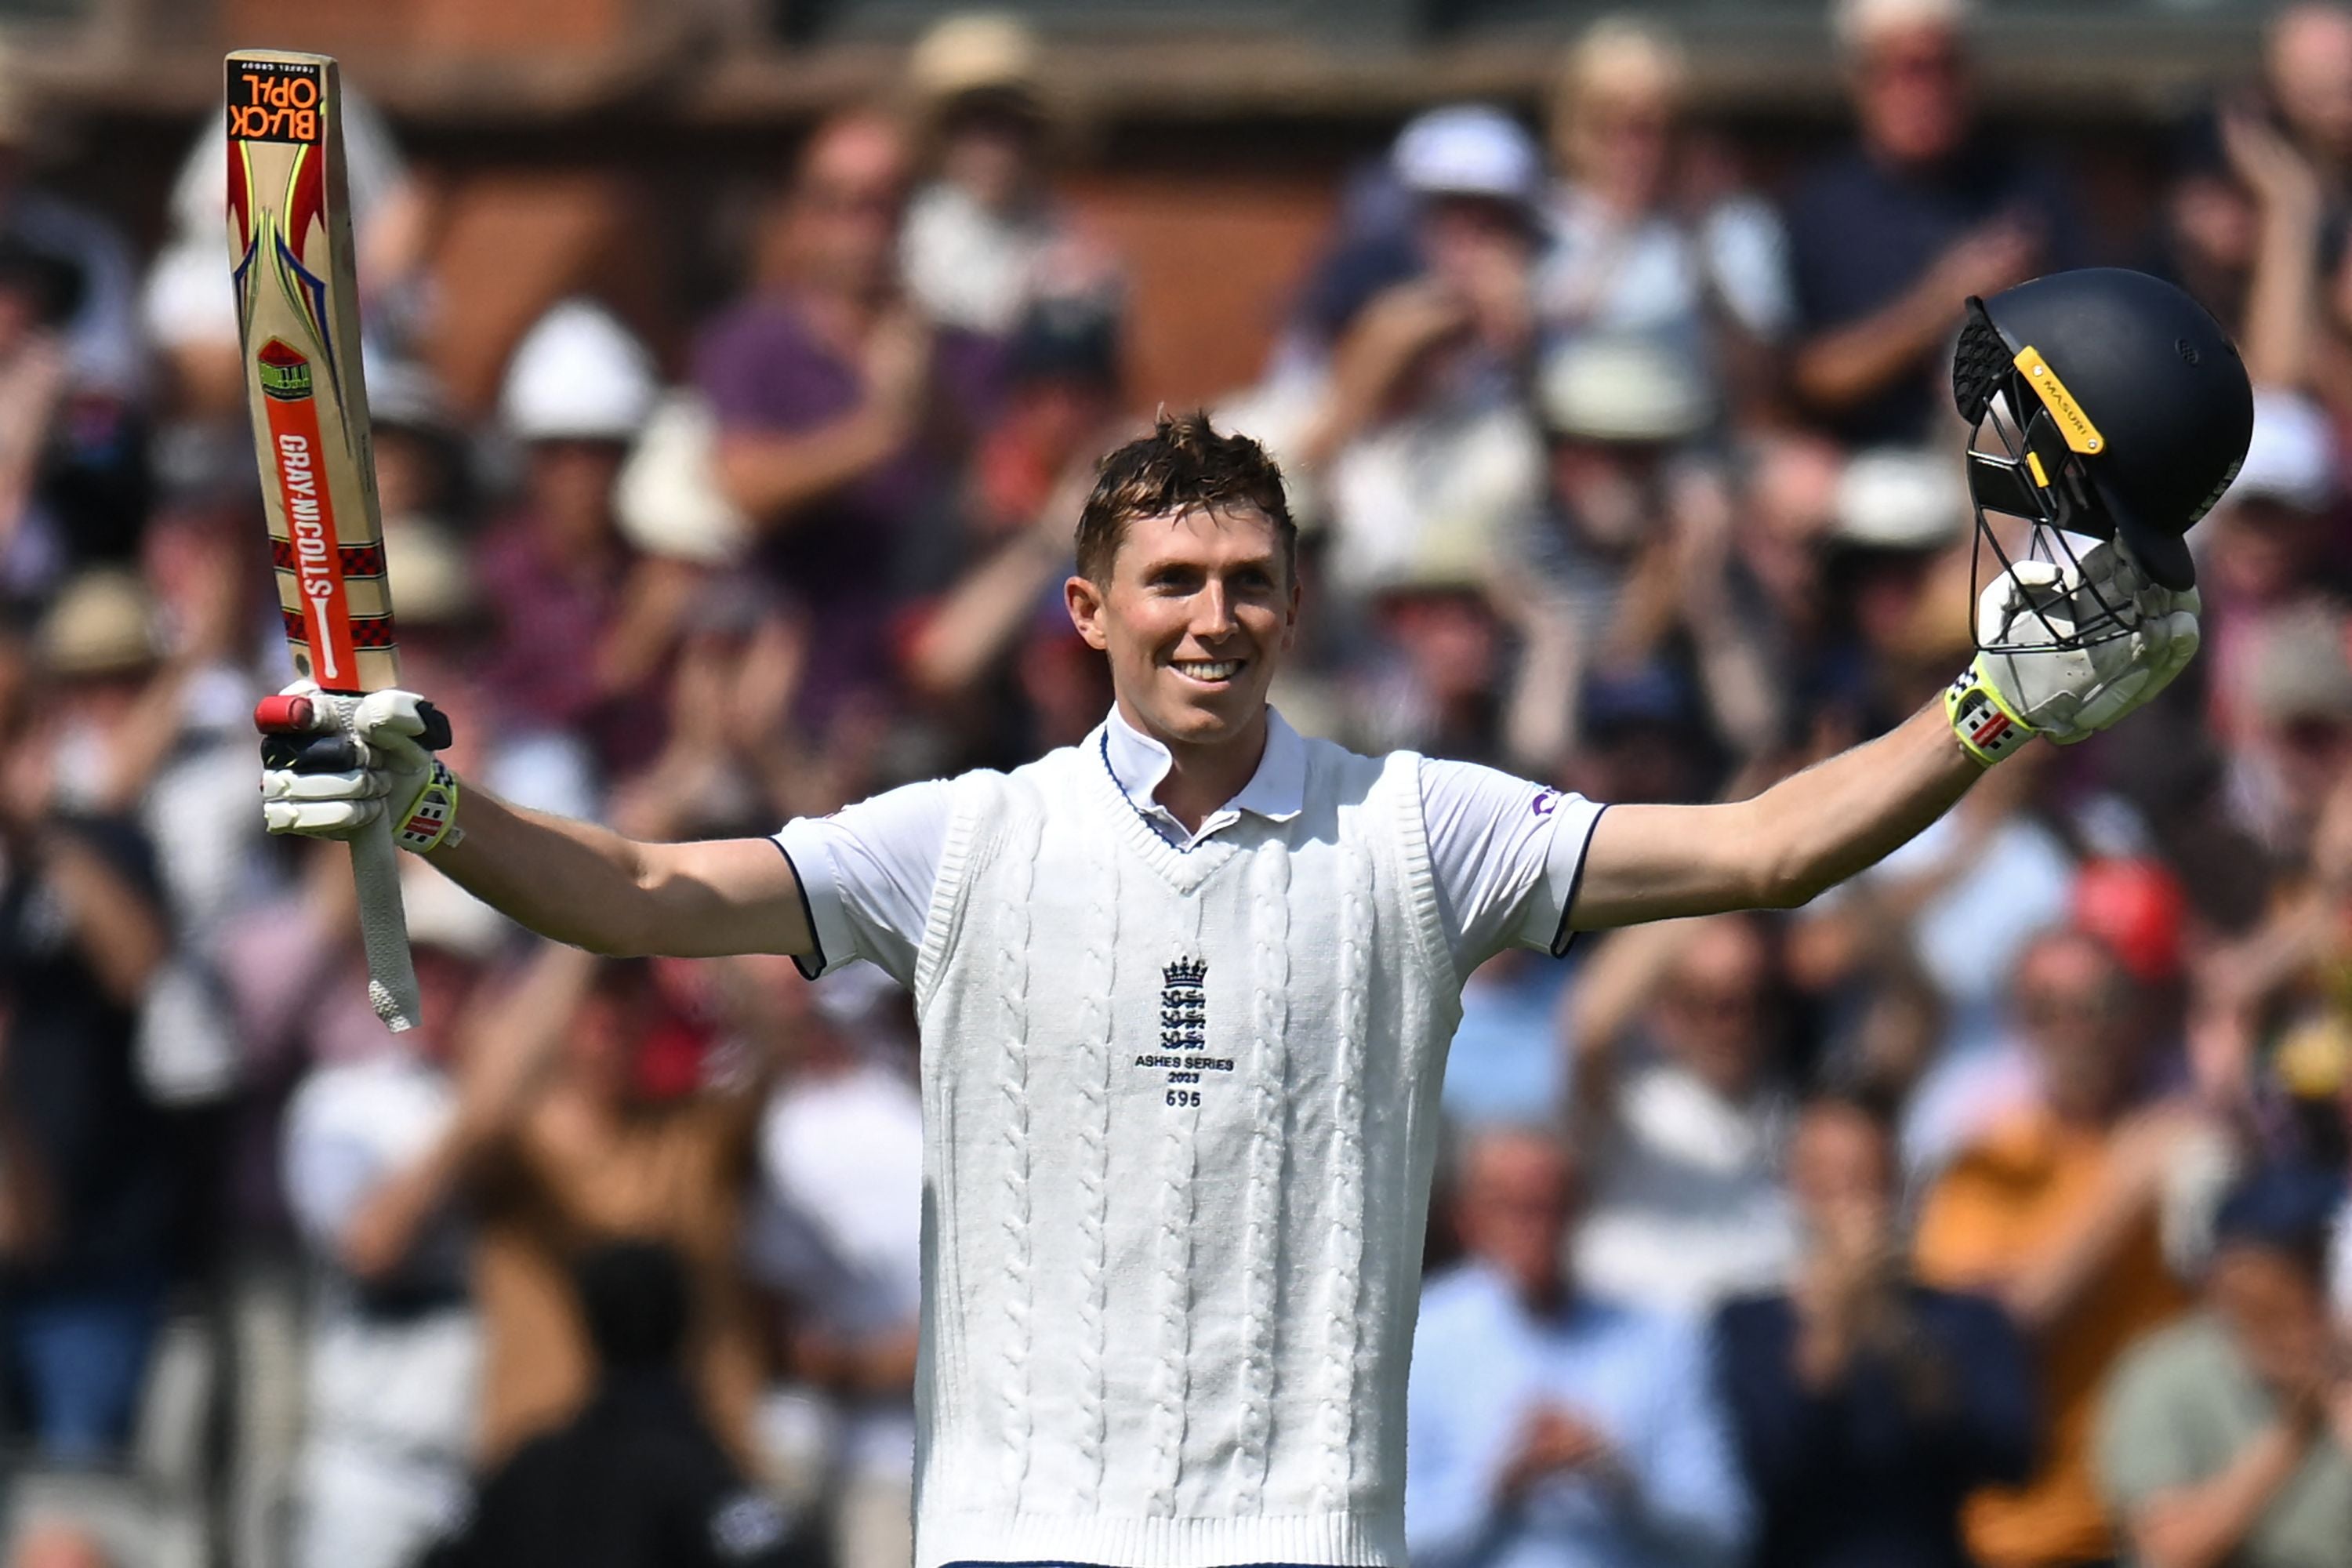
left=1951, top=267, right=2252, bottom=645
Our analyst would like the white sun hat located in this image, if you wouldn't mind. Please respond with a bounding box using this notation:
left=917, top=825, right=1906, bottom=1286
left=499, top=298, right=659, bottom=444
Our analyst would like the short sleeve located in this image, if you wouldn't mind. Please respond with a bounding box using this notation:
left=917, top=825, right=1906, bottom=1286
left=282, top=1089, right=383, bottom=1250
left=280, top=1065, right=454, bottom=1253
left=772, top=779, right=956, bottom=989
left=2095, top=1335, right=2203, bottom=1512
left=1912, top=1154, right=2018, bottom=1294
left=1417, top=757, right=1608, bottom=975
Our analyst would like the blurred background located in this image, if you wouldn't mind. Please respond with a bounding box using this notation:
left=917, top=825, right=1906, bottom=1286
left=0, top=0, right=2343, bottom=1564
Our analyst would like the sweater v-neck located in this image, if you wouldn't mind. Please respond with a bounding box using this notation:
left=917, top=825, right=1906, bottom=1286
left=1083, top=729, right=1249, bottom=895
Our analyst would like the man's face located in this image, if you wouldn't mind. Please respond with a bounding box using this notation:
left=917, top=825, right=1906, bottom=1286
left=2209, top=1244, right=2336, bottom=1397
left=2264, top=710, right=2352, bottom=831
left=1065, top=505, right=1298, bottom=751
left=1853, top=24, right=1971, bottom=167
left=939, top=104, right=1040, bottom=212
left=1654, top=918, right=1774, bottom=1099
left=2271, top=4, right=2352, bottom=162
left=413, top=946, right=484, bottom=1062
left=1456, top=1131, right=1577, bottom=1300
left=2013, top=934, right=2137, bottom=1120
left=1377, top=588, right=1500, bottom=708
left=1548, top=439, right=1666, bottom=555
left=526, top=440, right=626, bottom=554
left=2214, top=498, right=2329, bottom=604
left=787, top=119, right=909, bottom=297
left=1788, top=1102, right=1895, bottom=1246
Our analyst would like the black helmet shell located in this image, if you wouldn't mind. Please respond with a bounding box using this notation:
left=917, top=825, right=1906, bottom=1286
left=1962, top=267, right=2252, bottom=591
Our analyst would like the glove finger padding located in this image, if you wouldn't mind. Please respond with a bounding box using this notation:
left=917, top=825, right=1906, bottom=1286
left=262, top=797, right=384, bottom=837
left=1962, top=549, right=2205, bottom=754
left=1977, top=557, right=2073, bottom=649
left=256, top=680, right=448, bottom=848
left=351, top=689, right=438, bottom=773
left=263, top=767, right=391, bottom=804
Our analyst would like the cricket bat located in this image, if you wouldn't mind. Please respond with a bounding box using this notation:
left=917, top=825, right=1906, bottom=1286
left=227, top=50, right=423, bottom=1032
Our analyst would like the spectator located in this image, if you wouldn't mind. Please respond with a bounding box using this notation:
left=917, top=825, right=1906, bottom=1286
left=481, top=299, right=673, bottom=775
left=900, top=291, right=1124, bottom=768
left=1809, top=447, right=1973, bottom=731
left=739, top=961, right=921, bottom=1568
left=1343, top=544, right=1515, bottom=766
left=466, top=946, right=770, bottom=1466
left=1717, top=1094, right=2036, bottom=1568
left=1444, top=943, right=1579, bottom=1129
left=424, top=1240, right=800, bottom=1568
left=278, top=877, right=514, bottom=1568
left=1406, top=1123, right=1751, bottom=1568
left=2096, top=1165, right=2352, bottom=1568
left=1784, top=0, right=2076, bottom=444
left=694, top=107, right=999, bottom=727
left=0, top=51, right=140, bottom=407
left=1537, top=16, right=1791, bottom=413
left=2268, top=5, right=2352, bottom=211
left=1501, top=335, right=1779, bottom=774
left=0, top=237, right=88, bottom=604
left=0, top=586, right=176, bottom=1463
left=899, top=13, right=1109, bottom=342
left=1566, top=913, right=1801, bottom=1316
left=2227, top=607, right=2352, bottom=862
left=1228, top=105, right=1545, bottom=605
left=2200, top=395, right=2347, bottom=750
left=1914, top=926, right=2208, bottom=1568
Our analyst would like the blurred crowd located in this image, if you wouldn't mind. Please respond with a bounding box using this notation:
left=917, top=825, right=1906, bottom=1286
left=0, top=0, right=2346, bottom=1563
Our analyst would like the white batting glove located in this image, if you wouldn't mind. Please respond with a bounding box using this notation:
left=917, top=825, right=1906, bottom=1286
left=1946, top=541, right=2201, bottom=765
left=258, top=679, right=463, bottom=852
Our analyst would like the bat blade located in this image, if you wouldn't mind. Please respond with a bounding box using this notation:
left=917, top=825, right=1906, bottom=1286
left=227, top=49, right=397, bottom=695
left=229, top=49, right=420, bottom=1033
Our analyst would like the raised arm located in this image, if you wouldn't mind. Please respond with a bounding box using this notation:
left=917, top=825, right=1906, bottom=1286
left=427, top=791, right=811, bottom=960
left=1573, top=537, right=2203, bottom=930
left=1790, top=220, right=2036, bottom=416
left=1571, top=703, right=1975, bottom=928
left=259, top=686, right=815, bottom=963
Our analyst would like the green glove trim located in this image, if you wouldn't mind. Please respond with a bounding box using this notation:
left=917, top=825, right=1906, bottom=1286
left=1946, top=659, right=2038, bottom=768
left=394, top=758, right=463, bottom=854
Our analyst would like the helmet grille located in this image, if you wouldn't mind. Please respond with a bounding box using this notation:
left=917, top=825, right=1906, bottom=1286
left=1963, top=368, right=2138, bottom=659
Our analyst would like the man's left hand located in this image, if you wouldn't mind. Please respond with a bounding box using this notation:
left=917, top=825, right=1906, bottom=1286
left=1947, top=540, right=2199, bottom=764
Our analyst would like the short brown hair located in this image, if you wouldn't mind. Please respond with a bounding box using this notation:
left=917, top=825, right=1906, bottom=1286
left=1074, top=411, right=1295, bottom=583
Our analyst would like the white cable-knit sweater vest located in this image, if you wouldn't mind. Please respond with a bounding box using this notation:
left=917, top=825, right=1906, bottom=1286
left=906, top=732, right=1460, bottom=1568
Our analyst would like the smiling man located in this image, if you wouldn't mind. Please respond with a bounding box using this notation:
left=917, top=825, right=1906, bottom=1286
left=263, top=352, right=2219, bottom=1568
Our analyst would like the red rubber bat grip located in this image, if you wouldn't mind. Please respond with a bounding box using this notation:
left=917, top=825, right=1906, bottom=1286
left=255, top=695, right=316, bottom=734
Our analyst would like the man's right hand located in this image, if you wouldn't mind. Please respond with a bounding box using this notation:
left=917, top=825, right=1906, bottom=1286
left=259, top=680, right=457, bottom=851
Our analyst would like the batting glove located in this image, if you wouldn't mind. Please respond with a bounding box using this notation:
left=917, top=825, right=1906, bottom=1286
left=258, top=679, right=462, bottom=853
left=1947, top=541, right=2201, bottom=766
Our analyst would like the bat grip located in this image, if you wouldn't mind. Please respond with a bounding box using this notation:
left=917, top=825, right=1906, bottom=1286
left=255, top=694, right=316, bottom=733
left=350, top=812, right=422, bottom=1033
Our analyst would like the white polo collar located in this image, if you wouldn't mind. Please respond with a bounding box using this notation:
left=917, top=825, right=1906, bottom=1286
left=1098, top=703, right=1307, bottom=848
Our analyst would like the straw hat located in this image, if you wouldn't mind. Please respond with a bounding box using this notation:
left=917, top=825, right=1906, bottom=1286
left=38, top=569, right=158, bottom=677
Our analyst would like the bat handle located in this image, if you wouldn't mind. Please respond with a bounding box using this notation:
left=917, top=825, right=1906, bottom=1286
left=350, top=808, right=422, bottom=1033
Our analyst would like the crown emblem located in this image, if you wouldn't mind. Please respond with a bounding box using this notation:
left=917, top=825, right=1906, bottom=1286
left=1162, top=957, right=1207, bottom=991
